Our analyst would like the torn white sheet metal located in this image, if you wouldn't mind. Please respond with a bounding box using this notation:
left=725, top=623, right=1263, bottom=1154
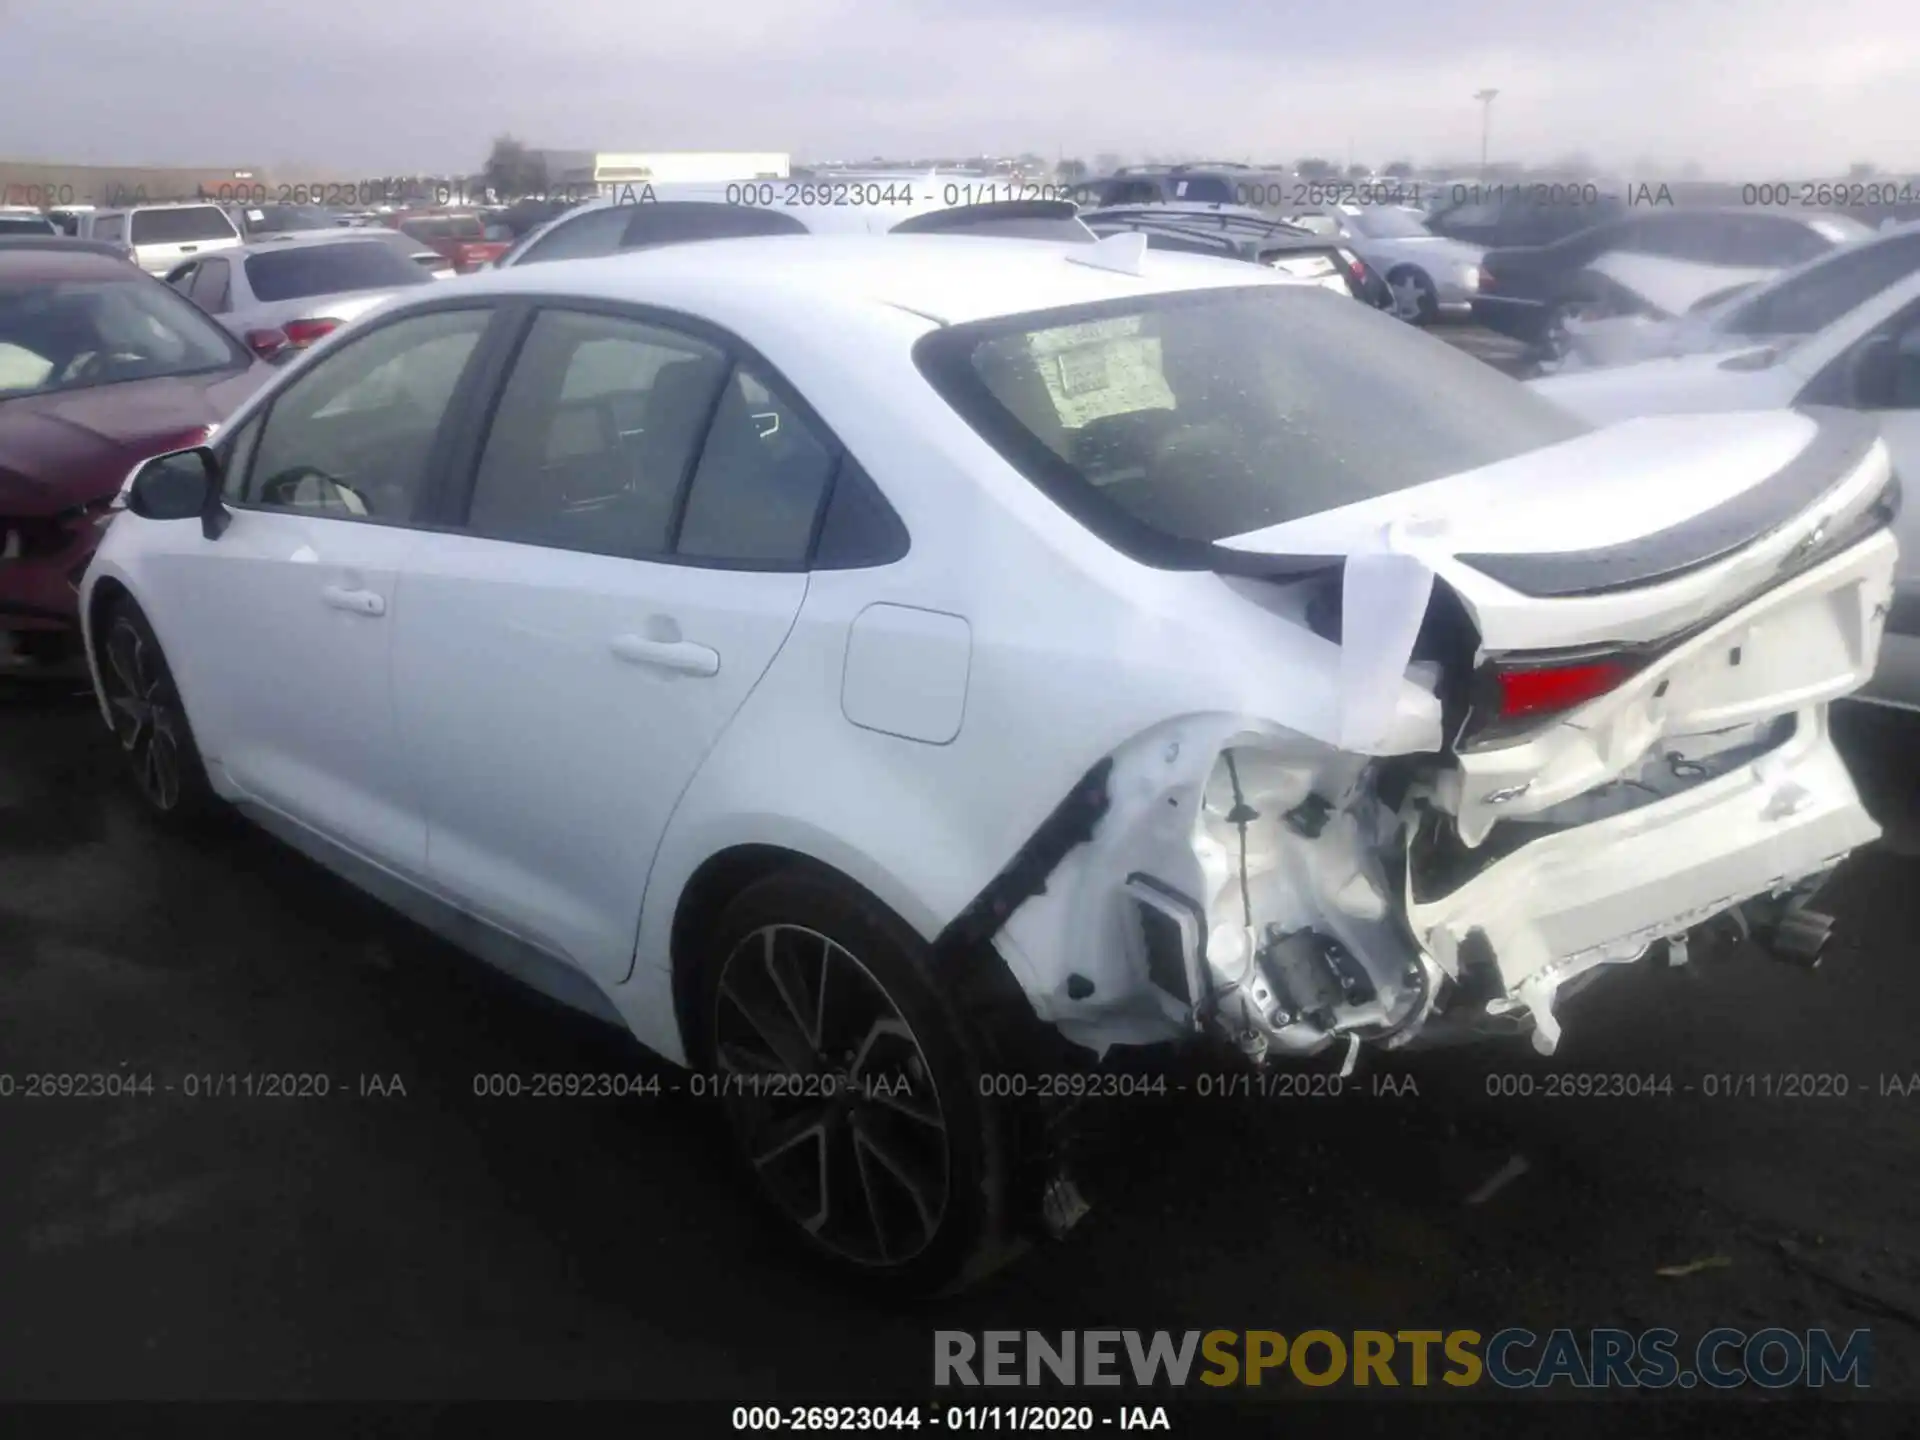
left=1409, top=711, right=1879, bottom=1053
left=1336, top=522, right=1438, bottom=753
left=1449, top=527, right=1895, bottom=847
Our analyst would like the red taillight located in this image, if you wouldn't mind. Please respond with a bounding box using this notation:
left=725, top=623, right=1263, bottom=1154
left=283, top=317, right=340, bottom=347
left=1497, top=660, right=1632, bottom=720
left=244, top=327, right=288, bottom=359
left=1476, top=266, right=1495, bottom=291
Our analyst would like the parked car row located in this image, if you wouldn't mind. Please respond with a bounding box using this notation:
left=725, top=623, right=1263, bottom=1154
left=1527, top=221, right=1920, bottom=709
left=1474, top=207, right=1874, bottom=363
left=1077, top=203, right=1393, bottom=309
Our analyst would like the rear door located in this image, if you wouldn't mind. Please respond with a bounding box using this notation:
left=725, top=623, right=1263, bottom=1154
left=391, top=302, right=831, bottom=985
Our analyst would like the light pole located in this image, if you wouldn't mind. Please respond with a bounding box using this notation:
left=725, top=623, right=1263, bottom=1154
left=1474, top=88, right=1499, bottom=176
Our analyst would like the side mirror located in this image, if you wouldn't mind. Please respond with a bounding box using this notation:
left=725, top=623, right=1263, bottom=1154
left=126, top=446, right=230, bottom=540
left=1847, top=335, right=1900, bottom=409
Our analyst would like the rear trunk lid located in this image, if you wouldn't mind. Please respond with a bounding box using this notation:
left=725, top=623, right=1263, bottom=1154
left=1218, top=407, right=1900, bottom=842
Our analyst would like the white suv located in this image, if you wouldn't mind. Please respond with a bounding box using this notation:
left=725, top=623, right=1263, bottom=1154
left=86, top=203, right=243, bottom=275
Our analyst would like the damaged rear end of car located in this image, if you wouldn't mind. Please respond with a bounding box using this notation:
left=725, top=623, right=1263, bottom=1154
left=917, top=278, right=1899, bottom=1071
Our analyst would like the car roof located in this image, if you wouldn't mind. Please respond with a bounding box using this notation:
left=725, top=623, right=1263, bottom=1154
left=93, top=200, right=229, bottom=215
left=449, top=232, right=1290, bottom=328
left=0, top=246, right=147, bottom=283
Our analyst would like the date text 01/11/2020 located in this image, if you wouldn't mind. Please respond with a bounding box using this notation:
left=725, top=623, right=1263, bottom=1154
left=730, top=1405, right=1172, bottom=1431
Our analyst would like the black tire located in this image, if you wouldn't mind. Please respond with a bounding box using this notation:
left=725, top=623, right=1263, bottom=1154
left=1389, top=266, right=1440, bottom=325
left=97, top=599, right=218, bottom=827
left=689, top=867, right=1015, bottom=1294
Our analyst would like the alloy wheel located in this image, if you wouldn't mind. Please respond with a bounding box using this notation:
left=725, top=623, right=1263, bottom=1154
left=103, top=617, right=183, bottom=812
left=713, top=923, right=951, bottom=1267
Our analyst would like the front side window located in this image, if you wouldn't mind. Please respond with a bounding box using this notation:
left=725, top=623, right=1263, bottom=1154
left=915, top=285, right=1588, bottom=558
left=465, top=309, right=729, bottom=557
left=189, top=257, right=230, bottom=312
left=245, top=307, right=489, bottom=519
left=90, top=214, right=125, bottom=241
left=0, top=276, right=242, bottom=398
left=129, top=207, right=238, bottom=245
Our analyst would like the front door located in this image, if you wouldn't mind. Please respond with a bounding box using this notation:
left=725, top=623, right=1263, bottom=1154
left=147, top=305, right=494, bottom=874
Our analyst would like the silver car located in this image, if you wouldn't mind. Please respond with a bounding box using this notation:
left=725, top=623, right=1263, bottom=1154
left=1286, top=203, right=1485, bottom=324
left=163, top=232, right=437, bottom=362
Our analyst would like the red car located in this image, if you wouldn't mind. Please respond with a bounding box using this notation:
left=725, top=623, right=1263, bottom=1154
left=390, top=212, right=511, bottom=273
left=0, top=246, right=270, bottom=665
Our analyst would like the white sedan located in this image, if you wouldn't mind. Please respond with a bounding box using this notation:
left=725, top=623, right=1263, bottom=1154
left=82, top=233, right=1896, bottom=1288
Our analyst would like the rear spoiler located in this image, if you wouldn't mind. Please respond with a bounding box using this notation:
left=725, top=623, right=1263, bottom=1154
left=1458, top=409, right=1894, bottom=598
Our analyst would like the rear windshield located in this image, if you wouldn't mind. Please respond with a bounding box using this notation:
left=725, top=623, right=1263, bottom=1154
left=0, top=215, right=57, bottom=236
left=129, top=206, right=237, bottom=245
left=403, top=215, right=485, bottom=241
left=914, top=285, right=1589, bottom=560
left=244, top=240, right=432, bottom=301
left=0, top=276, right=241, bottom=397
left=246, top=204, right=339, bottom=233
left=891, top=203, right=1093, bottom=242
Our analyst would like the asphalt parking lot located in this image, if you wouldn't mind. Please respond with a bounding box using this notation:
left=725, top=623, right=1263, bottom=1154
left=3, top=325, right=1917, bottom=1417
left=5, top=685, right=1920, bottom=1412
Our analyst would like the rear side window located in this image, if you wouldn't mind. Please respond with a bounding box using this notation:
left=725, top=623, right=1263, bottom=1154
left=130, top=207, right=237, bottom=245
left=1102, top=179, right=1166, bottom=206
left=616, top=202, right=809, bottom=250
left=244, top=241, right=431, bottom=302
left=189, top=257, right=230, bottom=311
left=915, top=285, right=1588, bottom=559
left=676, top=364, right=836, bottom=563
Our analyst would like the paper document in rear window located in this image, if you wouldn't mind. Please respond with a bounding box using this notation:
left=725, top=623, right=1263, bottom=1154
left=1029, top=316, right=1176, bottom=429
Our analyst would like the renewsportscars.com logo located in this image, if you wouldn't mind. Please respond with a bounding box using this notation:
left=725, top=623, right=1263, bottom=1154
left=934, top=1328, right=1873, bottom=1390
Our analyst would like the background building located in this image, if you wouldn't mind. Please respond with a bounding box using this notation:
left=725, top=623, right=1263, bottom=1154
left=526, top=150, right=790, bottom=189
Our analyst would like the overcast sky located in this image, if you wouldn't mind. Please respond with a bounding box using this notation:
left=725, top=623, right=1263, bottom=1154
left=2, top=0, right=1916, bottom=176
